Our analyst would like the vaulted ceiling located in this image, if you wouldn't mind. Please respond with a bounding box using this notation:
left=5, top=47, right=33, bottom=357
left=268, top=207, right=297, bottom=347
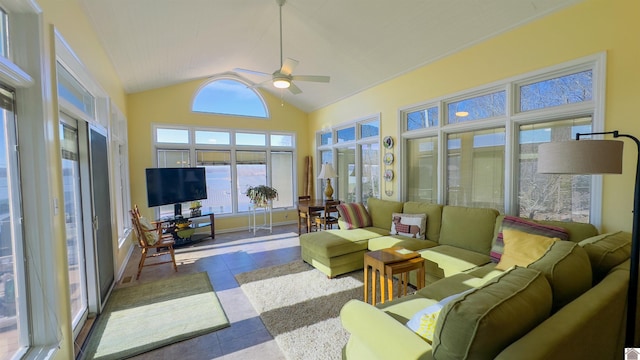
left=80, top=0, right=582, bottom=113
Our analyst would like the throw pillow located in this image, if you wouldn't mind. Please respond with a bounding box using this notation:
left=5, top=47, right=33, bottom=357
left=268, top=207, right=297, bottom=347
left=138, top=216, right=159, bottom=245
left=336, top=203, right=372, bottom=230
left=406, top=289, right=473, bottom=343
left=490, top=216, right=568, bottom=263
left=495, top=229, right=559, bottom=270
left=390, top=213, right=427, bottom=239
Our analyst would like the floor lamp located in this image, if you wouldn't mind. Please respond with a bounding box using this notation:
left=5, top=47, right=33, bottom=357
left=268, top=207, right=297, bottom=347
left=537, top=131, right=639, bottom=347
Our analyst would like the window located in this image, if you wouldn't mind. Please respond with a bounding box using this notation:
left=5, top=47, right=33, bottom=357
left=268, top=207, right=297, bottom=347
left=56, top=63, right=95, bottom=118
left=446, top=128, right=505, bottom=211
left=406, top=136, right=438, bottom=203
left=317, top=116, right=380, bottom=202
left=154, top=126, right=295, bottom=218
left=518, top=118, right=592, bottom=222
left=192, top=78, right=268, bottom=118
left=519, top=70, right=592, bottom=112
left=447, top=90, right=506, bottom=124
left=406, top=106, right=438, bottom=131
left=0, top=8, right=7, bottom=58
left=401, top=56, right=602, bottom=223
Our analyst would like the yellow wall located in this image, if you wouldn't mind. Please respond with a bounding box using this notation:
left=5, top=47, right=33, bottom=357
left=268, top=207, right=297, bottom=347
left=37, top=1, right=128, bottom=358
left=127, top=79, right=309, bottom=230
left=309, top=0, right=640, bottom=233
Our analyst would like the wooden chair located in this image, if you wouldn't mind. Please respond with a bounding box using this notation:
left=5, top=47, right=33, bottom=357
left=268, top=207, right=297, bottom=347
left=315, top=200, right=340, bottom=230
left=298, top=195, right=321, bottom=233
left=130, top=208, right=178, bottom=279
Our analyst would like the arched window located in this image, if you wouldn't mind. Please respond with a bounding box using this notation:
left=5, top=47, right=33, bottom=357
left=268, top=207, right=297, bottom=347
left=192, top=78, right=268, bottom=118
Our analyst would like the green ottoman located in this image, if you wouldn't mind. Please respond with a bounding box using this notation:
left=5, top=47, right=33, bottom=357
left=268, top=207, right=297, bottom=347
left=300, top=228, right=386, bottom=278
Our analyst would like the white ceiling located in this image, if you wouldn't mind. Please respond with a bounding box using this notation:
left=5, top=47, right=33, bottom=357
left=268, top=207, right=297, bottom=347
left=79, top=0, right=582, bottom=113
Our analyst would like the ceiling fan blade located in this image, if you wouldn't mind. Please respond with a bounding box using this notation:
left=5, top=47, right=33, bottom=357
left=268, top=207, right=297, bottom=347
left=291, top=75, right=330, bottom=83
left=280, top=58, right=299, bottom=76
left=247, top=78, right=272, bottom=89
left=234, top=68, right=271, bottom=77
left=288, top=82, right=302, bottom=94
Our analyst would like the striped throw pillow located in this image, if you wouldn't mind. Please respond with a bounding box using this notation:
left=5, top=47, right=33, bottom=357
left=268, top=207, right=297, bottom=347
left=336, top=203, right=372, bottom=230
left=490, top=216, right=568, bottom=263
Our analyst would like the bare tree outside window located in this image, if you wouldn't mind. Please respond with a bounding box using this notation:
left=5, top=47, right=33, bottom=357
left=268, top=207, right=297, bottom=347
left=518, top=119, right=592, bottom=222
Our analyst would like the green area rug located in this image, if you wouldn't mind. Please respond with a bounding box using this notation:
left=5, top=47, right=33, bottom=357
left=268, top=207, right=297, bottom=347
left=82, top=272, right=229, bottom=360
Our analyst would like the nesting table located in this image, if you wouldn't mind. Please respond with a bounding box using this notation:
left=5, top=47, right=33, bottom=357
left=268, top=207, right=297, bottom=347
left=364, top=247, right=426, bottom=305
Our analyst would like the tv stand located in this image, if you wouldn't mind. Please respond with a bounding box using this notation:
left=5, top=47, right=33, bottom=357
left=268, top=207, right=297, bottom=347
left=156, top=212, right=215, bottom=247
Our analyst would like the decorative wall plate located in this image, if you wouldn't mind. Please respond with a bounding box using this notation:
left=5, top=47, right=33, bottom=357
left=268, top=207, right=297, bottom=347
left=383, top=153, right=394, bottom=165
left=384, top=169, right=394, bottom=182
left=383, top=136, right=394, bottom=149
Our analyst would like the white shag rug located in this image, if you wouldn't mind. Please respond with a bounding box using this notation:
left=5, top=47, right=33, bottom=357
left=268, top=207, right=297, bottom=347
left=235, top=261, right=364, bottom=360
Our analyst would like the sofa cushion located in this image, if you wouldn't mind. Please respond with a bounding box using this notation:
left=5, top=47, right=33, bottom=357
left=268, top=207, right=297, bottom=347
left=336, top=202, right=372, bottom=230
left=495, top=229, right=559, bottom=270
left=579, top=231, right=631, bottom=283
left=367, top=198, right=404, bottom=230
left=368, top=236, right=437, bottom=252
left=491, top=216, right=569, bottom=263
left=390, top=213, right=427, bottom=239
left=432, top=267, right=552, bottom=360
left=419, top=245, right=492, bottom=281
left=527, top=240, right=592, bottom=312
left=536, top=219, right=599, bottom=242
left=299, top=229, right=378, bottom=258
left=402, top=202, right=443, bottom=242
left=439, top=206, right=499, bottom=255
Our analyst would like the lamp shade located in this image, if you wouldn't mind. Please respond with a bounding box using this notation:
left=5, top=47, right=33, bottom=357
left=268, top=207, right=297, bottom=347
left=318, top=163, right=338, bottom=179
left=537, top=140, right=624, bottom=174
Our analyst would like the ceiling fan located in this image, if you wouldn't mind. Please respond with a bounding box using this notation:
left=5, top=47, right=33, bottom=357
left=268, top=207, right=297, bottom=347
left=235, top=0, right=330, bottom=94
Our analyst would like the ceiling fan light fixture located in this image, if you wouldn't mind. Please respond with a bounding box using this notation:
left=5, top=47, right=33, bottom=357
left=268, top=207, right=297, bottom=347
left=273, top=77, right=290, bottom=89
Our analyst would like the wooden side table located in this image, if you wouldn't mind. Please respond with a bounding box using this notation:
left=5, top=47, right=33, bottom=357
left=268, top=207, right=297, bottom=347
left=364, top=247, right=425, bottom=305
left=385, top=257, right=425, bottom=301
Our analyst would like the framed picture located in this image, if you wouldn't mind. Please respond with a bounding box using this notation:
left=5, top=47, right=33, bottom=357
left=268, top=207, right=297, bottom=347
left=383, top=136, right=394, bottom=149
left=383, top=153, right=394, bottom=165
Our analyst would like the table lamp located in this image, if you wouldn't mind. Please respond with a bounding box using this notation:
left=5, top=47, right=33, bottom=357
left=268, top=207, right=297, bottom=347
left=318, top=163, right=338, bottom=200
left=537, top=130, right=639, bottom=346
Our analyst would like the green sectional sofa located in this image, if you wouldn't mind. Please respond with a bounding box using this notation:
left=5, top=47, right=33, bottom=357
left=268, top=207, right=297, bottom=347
left=298, top=198, right=634, bottom=359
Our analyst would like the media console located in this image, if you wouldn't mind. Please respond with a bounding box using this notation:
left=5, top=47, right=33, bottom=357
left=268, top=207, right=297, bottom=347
left=155, top=212, right=215, bottom=247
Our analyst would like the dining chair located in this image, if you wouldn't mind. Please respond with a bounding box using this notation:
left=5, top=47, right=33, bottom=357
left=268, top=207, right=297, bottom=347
left=315, top=200, right=340, bottom=230
left=130, top=207, right=178, bottom=279
left=298, top=195, right=321, bottom=233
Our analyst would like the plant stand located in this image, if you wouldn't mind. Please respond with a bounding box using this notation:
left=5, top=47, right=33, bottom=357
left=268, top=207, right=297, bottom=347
left=249, top=202, right=272, bottom=235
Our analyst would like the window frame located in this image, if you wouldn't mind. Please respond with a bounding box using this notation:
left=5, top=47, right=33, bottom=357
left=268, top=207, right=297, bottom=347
left=399, top=53, right=605, bottom=227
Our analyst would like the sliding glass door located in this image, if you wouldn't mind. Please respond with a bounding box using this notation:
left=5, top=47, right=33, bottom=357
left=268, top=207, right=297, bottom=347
left=59, top=115, right=88, bottom=332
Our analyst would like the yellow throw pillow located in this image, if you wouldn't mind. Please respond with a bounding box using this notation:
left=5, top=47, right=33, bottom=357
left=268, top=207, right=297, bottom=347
left=495, top=229, right=558, bottom=270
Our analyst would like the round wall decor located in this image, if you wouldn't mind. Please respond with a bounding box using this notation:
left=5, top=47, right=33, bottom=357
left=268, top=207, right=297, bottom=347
left=383, top=136, right=394, bottom=149
left=384, top=169, right=394, bottom=182
left=383, top=153, right=394, bottom=165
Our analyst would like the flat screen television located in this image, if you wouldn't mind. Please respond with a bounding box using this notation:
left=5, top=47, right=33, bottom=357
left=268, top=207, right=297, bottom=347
left=145, top=167, right=208, bottom=216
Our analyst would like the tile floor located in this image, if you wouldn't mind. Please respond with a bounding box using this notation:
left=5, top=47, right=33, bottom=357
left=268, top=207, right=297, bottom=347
left=113, top=224, right=303, bottom=360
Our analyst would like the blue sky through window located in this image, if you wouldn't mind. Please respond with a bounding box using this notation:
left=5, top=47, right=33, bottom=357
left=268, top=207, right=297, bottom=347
left=193, top=79, right=268, bottom=118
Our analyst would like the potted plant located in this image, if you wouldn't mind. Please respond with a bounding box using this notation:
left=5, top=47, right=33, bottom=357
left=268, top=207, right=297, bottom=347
left=245, top=185, right=278, bottom=207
